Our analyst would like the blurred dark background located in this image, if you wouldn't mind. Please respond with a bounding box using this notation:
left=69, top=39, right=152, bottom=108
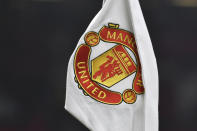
left=1, top=0, right=197, bottom=131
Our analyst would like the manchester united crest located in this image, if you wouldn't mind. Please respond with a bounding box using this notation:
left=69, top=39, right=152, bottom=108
left=74, top=23, right=144, bottom=105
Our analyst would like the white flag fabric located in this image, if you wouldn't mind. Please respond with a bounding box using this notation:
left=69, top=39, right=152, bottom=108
left=65, top=0, right=159, bottom=131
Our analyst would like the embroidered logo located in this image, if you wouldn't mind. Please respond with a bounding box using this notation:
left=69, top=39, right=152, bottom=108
left=74, top=23, right=144, bottom=105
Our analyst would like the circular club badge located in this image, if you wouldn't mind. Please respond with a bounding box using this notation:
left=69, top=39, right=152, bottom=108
left=74, top=23, right=144, bottom=105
